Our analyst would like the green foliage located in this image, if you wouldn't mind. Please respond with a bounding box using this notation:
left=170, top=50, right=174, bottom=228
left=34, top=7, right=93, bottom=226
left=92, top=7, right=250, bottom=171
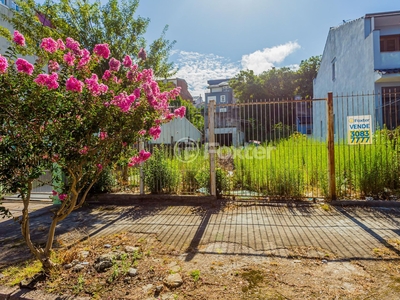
left=234, top=130, right=400, bottom=199
left=73, top=274, right=85, bottom=294
left=88, top=166, right=115, bottom=194
left=195, top=166, right=229, bottom=198
left=144, top=146, right=180, bottom=194
left=295, top=55, right=322, bottom=99
left=1, top=0, right=176, bottom=77
left=0, top=29, right=180, bottom=272
left=229, top=56, right=321, bottom=102
left=190, top=269, right=201, bottom=282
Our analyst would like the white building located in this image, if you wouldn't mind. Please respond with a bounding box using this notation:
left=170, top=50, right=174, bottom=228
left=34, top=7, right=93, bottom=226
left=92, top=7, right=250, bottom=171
left=313, top=11, right=400, bottom=139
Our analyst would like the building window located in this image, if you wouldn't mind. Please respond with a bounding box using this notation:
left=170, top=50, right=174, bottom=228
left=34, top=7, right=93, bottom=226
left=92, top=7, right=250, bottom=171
left=220, top=95, right=226, bottom=103
left=219, top=107, right=227, bottom=113
left=331, top=58, right=336, bottom=81
left=380, top=35, right=400, bottom=52
left=382, top=87, right=400, bottom=129
left=11, top=1, right=19, bottom=11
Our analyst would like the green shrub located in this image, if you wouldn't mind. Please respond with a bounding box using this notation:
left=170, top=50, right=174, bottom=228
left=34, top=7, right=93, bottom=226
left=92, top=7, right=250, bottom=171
left=195, top=167, right=228, bottom=197
left=89, top=166, right=115, bottom=194
left=144, top=146, right=180, bottom=194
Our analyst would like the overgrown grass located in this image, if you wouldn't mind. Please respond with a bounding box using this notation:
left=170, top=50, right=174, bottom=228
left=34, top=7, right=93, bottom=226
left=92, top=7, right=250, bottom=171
left=233, top=130, right=400, bottom=199
left=0, top=260, right=43, bottom=286
left=107, top=129, right=400, bottom=199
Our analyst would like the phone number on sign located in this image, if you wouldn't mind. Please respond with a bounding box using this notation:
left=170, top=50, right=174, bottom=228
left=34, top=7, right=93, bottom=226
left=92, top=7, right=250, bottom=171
left=350, top=130, right=370, bottom=143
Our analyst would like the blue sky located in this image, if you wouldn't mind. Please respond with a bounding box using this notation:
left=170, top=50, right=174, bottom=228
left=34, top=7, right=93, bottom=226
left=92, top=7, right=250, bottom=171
left=38, top=0, right=400, bottom=97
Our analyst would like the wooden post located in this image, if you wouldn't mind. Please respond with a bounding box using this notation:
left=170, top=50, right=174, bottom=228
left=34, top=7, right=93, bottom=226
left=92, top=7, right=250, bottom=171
left=327, top=92, right=336, bottom=201
left=208, top=100, right=217, bottom=198
left=139, top=141, right=145, bottom=195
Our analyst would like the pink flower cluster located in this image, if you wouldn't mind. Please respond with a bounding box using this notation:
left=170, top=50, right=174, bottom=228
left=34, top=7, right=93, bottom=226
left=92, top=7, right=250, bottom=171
left=59, top=194, right=68, bottom=201
left=99, top=131, right=108, bottom=140
left=0, top=55, right=8, bottom=73
left=93, top=44, right=110, bottom=59
left=174, top=106, right=186, bottom=118
left=34, top=72, right=59, bottom=90
left=109, top=57, right=121, bottom=72
left=128, top=150, right=151, bottom=167
left=15, top=58, right=34, bottom=75
left=57, top=39, right=66, bottom=50
left=149, top=126, right=161, bottom=140
left=78, top=49, right=91, bottom=68
left=107, top=89, right=140, bottom=112
left=40, top=37, right=58, bottom=53
left=48, top=60, right=60, bottom=72
left=138, top=48, right=147, bottom=60
left=65, top=37, right=80, bottom=54
left=52, top=190, right=67, bottom=201
left=123, top=55, right=132, bottom=68
left=13, top=30, right=25, bottom=46
left=126, top=64, right=138, bottom=81
left=85, top=74, right=108, bottom=96
left=63, top=52, right=75, bottom=66
left=102, top=70, right=111, bottom=81
left=66, top=76, right=84, bottom=92
left=79, top=146, right=89, bottom=155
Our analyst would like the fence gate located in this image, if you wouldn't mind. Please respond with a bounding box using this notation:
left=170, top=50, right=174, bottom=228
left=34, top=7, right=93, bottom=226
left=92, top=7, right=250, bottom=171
left=206, top=97, right=329, bottom=200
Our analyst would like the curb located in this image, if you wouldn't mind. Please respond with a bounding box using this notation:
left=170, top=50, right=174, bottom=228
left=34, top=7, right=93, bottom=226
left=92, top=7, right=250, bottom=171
left=0, top=285, right=90, bottom=300
left=86, top=193, right=400, bottom=208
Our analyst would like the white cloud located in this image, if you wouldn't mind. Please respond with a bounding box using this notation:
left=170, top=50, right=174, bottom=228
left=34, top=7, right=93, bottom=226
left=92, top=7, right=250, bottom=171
left=172, top=51, right=240, bottom=97
left=171, top=41, right=300, bottom=97
left=241, top=41, right=300, bottom=75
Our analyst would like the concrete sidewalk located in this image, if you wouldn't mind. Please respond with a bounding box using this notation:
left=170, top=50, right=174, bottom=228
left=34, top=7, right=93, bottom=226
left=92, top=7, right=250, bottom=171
left=2, top=199, right=400, bottom=260
left=1, top=198, right=400, bottom=299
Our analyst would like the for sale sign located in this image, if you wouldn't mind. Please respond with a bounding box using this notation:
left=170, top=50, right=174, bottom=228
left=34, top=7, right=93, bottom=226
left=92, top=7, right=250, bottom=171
left=347, top=115, right=372, bottom=145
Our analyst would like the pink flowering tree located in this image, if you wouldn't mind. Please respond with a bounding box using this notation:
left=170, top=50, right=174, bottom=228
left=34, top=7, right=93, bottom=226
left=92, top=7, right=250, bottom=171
left=0, top=34, right=184, bottom=271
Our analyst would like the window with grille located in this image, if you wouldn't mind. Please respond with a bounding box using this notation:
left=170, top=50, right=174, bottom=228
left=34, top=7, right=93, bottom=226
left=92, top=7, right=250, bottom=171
left=380, top=35, right=400, bottom=52
left=382, top=86, right=400, bottom=129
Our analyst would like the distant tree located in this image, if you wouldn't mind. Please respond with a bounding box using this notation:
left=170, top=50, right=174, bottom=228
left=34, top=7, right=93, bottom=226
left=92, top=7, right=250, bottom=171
left=295, top=55, right=321, bottom=99
left=229, top=56, right=320, bottom=142
left=0, top=0, right=176, bottom=77
left=229, top=56, right=321, bottom=102
left=228, top=70, right=264, bottom=101
left=258, top=66, right=298, bottom=100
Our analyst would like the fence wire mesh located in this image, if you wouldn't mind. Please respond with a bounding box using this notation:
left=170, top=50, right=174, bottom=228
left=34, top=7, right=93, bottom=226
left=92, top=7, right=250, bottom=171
left=210, top=98, right=327, bottom=199
left=106, top=92, right=400, bottom=201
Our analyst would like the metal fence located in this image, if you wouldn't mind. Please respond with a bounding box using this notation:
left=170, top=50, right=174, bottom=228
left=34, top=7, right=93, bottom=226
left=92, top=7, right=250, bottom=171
left=207, top=97, right=328, bottom=200
left=205, top=92, right=400, bottom=200
left=103, top=91, right=400, bottom=201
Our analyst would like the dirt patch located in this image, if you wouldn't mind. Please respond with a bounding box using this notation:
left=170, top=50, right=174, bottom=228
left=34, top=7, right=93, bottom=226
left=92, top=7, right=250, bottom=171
left=1, top=233, right=400, bottom=299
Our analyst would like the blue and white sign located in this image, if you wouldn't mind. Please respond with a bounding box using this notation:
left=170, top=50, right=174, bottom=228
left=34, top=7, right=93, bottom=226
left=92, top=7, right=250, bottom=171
left=347, top=115, right=372, bottom=145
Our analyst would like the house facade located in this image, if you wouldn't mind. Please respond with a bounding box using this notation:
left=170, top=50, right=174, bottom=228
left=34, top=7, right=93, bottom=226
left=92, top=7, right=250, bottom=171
left=0, top=1, right=19, bottom=52
left=204, top=79, right=244, bottom=146
left=313, top=11, right=400, bottom=139
left=163, top=78, right=193, bottom=103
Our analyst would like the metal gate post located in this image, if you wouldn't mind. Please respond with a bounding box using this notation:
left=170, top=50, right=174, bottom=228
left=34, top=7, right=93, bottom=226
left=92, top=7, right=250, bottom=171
left=208, top=100, right=217, bottom=198
left=327, top=92, right=337, bottom=201
left=139, top=141, right=145, bottom=195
